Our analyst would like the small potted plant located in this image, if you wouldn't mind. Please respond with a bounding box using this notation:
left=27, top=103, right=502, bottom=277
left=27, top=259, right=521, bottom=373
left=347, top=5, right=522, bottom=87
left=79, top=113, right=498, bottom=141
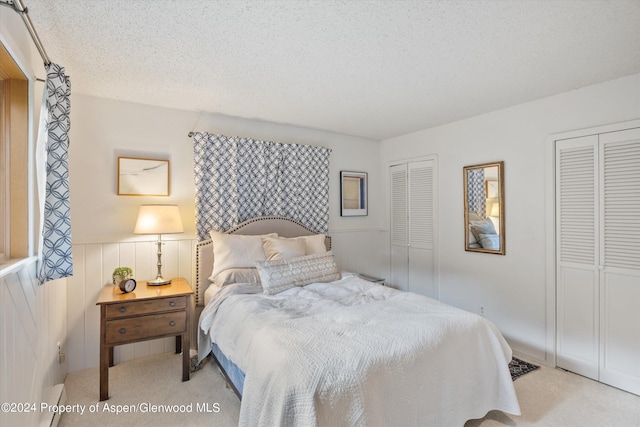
left=112, top=267, right=133, bottom=286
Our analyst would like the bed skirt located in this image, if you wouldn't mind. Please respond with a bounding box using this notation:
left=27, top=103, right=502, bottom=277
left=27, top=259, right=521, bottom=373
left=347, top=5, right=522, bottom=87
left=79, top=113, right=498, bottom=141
left=212, top=343, right=245, bottom=398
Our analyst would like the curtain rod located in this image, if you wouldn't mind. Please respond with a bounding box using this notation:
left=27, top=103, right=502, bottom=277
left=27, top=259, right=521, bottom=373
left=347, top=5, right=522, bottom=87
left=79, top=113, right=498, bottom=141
left=1, top=0, right=51, bottom=66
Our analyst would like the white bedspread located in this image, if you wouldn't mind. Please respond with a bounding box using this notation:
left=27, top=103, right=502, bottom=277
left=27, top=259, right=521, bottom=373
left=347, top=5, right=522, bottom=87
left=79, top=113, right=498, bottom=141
left=199, top=275, right=520, bottom=426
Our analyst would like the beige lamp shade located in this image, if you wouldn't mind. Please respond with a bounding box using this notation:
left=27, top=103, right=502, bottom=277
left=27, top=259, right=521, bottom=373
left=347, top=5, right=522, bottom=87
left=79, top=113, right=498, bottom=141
left=134, top=204, right=184, bottom=235
left=490, top=203, right=500, bottom=217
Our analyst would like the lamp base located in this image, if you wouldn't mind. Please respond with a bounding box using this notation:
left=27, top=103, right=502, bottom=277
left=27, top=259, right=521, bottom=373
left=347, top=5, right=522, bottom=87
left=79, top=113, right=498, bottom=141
left=146, top=277, right=172, bottom=286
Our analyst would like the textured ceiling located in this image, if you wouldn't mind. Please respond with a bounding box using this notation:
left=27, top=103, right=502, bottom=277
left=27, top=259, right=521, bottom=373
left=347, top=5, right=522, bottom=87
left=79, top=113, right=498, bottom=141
left=19, top=0, right=640, bottom=140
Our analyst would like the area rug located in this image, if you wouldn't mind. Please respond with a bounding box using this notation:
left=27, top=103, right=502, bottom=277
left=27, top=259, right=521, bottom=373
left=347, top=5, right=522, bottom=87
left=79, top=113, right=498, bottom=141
left=509, top=357, right=539, bottom=380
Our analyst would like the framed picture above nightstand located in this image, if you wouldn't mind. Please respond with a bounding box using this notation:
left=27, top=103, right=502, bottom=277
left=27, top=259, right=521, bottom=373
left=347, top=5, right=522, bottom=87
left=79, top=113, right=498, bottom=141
left=117, top=156, right=169, bottom=196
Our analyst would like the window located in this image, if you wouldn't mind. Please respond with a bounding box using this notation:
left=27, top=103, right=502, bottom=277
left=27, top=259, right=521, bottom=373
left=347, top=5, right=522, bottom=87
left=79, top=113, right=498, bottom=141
left=0, top=41, right=29, bottom=264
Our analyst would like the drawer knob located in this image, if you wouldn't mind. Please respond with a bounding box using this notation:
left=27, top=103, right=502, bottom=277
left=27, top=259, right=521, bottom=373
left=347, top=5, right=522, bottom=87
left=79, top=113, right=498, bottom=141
left=119, top=328, right=126, bottom=334
left=169, top=301, right=176, bottom=307
left=119, top=307, right=126, bottom=313
left=169, top=321, right=176, bottom=327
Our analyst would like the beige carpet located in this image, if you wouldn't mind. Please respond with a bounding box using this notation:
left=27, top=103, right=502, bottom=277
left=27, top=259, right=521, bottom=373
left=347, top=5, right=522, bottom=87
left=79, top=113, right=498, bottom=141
left=465, top=363, right=640, bottom=427
left=60, top=352, right=640, bottom=426
left=59, top=353, right=240, bottom=427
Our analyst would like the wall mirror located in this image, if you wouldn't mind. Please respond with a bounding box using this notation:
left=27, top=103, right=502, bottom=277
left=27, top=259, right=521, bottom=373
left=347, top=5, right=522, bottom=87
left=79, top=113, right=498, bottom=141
left=463, top=161, right=505, bottom=255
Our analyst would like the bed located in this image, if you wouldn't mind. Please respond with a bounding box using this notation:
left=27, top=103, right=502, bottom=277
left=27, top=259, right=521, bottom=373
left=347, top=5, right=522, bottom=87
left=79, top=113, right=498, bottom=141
left=196, top=216, right=520, bottom=426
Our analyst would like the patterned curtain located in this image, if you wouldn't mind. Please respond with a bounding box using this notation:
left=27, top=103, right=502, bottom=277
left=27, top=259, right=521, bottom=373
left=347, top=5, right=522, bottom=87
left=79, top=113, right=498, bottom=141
left=192, top=133, right=331, bottom=240
left=467, top=168, right=486, bottom=217
left=36, top=63, right=73, bottom=284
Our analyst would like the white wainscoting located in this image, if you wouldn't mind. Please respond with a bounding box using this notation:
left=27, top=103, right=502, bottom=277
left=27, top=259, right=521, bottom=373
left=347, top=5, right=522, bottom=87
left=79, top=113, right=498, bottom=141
left=0, top=258, right=67, bottom=426
left=67, top=239, right=197, bottom=373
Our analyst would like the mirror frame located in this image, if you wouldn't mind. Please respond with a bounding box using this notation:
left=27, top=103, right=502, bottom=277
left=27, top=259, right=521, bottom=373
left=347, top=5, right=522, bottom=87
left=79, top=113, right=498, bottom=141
left=463, top=161, right=505, bottom=255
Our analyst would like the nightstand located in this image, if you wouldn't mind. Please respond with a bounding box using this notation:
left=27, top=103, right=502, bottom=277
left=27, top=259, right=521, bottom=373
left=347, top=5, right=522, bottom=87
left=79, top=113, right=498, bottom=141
left=96, top=277, right=194, bottom=401
left=358, top=273, right=386, bottom=285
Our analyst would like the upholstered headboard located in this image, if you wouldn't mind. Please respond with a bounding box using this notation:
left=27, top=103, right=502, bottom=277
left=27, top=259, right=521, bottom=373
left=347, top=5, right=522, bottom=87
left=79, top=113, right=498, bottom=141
left=195, top=216, right=331, bottom=306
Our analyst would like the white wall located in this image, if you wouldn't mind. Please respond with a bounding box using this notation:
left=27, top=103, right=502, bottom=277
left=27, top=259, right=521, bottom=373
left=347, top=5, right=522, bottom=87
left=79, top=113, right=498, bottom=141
left=380, top=73, right=640, bottom=364
left=66, top=94, right=386, bottom=370
left=0, top=8, right=67, bottom=427
left=69, top=94, right=383, bottom=244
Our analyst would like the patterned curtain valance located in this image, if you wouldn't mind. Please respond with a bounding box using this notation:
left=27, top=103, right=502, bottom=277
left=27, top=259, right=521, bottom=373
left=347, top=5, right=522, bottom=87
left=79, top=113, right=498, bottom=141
left=192, top=133, right=331, bottom=240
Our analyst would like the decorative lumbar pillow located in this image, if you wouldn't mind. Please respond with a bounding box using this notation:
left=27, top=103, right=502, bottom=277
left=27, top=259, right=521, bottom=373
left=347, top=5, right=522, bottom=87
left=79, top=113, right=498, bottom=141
left=261, top=236, right=307, bottom=260
left=255, top=251, right=340, bottom=295
left=210, top=231, right=277, bottom=277
left=210, top=268, right=262, bottom=286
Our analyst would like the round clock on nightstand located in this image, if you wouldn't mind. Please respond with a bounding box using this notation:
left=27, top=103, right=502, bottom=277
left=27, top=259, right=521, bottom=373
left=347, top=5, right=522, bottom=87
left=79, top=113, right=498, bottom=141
left=119, top=278, right=137, bottom=293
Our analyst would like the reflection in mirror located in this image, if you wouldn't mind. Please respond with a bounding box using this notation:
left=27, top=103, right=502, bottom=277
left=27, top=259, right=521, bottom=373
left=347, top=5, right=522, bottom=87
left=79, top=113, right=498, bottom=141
left=463, top=161, right=505, bottom=255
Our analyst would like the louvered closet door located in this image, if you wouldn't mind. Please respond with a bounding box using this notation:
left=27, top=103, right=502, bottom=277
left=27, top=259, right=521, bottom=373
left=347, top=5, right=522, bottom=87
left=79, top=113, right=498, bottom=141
left=408, top=161, right=436, bottom=298
left=390, top=164, right=409, bottom=290
left=390, top=160, right=436, bottom=297
left=556, top=135, right=600, bottom=380
left=599, top=127, right=640, bottom=395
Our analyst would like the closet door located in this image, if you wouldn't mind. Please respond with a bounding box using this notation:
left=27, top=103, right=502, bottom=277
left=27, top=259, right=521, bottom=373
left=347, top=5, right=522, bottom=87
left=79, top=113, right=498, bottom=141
left=599, top=128, right=640, bottom=395
left=556, top=135, right=599, bottom=380
left=407, top=161, right=436, bottom=298
left=557, top=127, right=640, bottom=395
left=390, top=160, right=436, bottom=297
left=390, top=164, right=409, bottom=291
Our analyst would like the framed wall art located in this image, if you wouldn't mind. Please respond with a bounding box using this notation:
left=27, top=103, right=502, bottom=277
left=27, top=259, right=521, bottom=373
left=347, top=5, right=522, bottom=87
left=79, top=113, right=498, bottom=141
left=486, top=180, right=499, bottom=198
left=117, top=157, right=169, bottom=196
left=340, top=171, right=367, bottom=216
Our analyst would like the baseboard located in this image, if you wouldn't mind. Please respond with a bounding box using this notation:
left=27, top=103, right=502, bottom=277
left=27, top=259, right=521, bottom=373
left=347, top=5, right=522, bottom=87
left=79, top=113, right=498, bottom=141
left=512, top=350, right=550, bottom=368
left=39, top=384, right=66, bottom=427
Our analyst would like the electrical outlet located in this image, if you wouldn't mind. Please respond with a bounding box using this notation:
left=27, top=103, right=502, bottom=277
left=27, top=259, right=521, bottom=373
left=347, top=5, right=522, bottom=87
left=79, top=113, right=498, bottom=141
left=479, top=306, right=485, bottom=316
left=57, top=341, right=66, bottom=364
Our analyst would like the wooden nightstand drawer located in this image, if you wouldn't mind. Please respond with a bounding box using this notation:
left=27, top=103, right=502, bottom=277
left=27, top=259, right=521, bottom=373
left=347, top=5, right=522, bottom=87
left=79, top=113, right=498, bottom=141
left=105, top=311, right=186, bottom=345
left=105, top=296, right=186, bottom=319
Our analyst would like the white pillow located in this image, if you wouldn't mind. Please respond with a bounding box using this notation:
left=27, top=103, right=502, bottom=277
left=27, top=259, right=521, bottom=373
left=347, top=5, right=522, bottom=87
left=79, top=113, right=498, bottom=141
left=468, top=226, right=478, bottom=245
left=299, top=234, right=327, bottom=254
left=262, top=236, right=306, bottom=260
left=468, top=212, right=483, bottom=222
left=261, top=234, right=327, bottom=260
left=210, top=231, right=277, bottom=277
left=210, top=268, right=262, bottom=286
left=470, top=218, right=497, bottom=241
left=255, top=251, right=340, bottom=295
left=479, top=233, right=500, bottom=250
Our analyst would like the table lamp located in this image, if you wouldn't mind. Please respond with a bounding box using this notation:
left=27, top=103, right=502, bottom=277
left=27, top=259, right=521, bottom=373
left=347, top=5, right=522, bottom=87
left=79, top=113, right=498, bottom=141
left=133, top=204, right=184, bottom=285
left=490, top=203, right=500, bottom=218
